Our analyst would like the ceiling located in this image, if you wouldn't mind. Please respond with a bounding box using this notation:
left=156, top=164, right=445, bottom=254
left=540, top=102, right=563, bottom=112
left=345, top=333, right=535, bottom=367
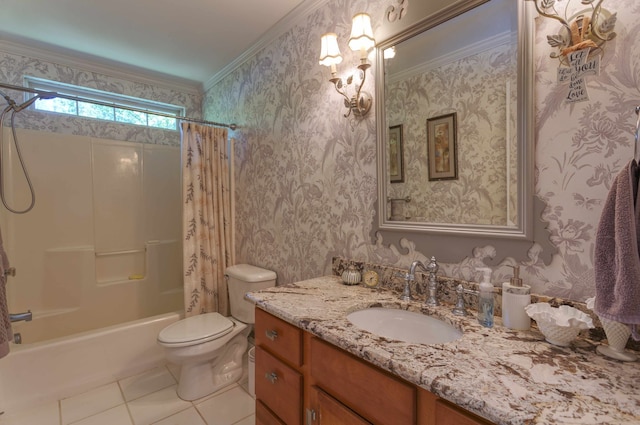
left=0, top=0, right=313, bottom=88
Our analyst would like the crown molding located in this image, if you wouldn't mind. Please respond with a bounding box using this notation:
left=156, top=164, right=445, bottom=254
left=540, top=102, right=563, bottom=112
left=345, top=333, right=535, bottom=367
left=0, top=34, right=203, bottom=96
left=388, top=31, right=515, bottom=84
left=204, top=0, right=329, bottom=91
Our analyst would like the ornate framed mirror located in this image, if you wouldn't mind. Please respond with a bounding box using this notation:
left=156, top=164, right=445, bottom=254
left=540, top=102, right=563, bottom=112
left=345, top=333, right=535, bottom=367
left=372, top=0, right=555, bottom=264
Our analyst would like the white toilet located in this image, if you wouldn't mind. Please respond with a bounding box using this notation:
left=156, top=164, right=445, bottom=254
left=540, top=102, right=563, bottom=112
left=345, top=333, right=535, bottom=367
left=158, top=264, right=276, bottom=400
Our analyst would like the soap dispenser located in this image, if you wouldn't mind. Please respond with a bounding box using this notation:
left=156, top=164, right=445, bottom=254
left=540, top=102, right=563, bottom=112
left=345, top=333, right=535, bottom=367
left=477, top=267, right=494, bottom=328
left=501, top=265, right=531, bottom=330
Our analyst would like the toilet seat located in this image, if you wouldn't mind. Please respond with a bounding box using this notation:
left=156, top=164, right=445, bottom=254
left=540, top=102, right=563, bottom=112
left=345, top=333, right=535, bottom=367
left=158, top=313, right=234, bottom=347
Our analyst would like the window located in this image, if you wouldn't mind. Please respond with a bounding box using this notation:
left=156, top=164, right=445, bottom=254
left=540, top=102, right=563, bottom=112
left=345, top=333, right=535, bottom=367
left=24, top=77, right=185, bottom=130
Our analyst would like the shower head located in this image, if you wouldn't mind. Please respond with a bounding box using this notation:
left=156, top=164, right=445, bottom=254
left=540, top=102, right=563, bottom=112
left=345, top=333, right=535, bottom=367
left=13, top=96, right=39, bottom=112
left=0, top=90, right=57, bottom=113
left=12, top=91, right=56, bottom=112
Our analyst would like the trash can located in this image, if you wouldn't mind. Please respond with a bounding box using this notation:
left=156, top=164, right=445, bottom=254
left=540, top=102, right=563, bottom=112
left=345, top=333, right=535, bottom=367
left=248, top=346, right=256, bottom=398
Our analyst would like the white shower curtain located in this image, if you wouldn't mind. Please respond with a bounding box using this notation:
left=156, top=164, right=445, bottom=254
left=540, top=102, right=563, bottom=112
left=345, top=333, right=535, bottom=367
left=181, top=122, right=234, bottom=316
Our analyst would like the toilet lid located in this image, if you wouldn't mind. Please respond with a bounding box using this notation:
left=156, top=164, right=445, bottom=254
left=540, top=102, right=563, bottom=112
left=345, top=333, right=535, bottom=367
left=158, top=313, right=234, bottom=345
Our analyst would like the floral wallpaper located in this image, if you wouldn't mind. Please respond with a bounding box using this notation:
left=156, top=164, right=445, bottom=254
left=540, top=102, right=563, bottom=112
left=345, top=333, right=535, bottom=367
left=0, top=48, right=201, bottom=146
left=386, top=42, right=516, bottom=225
left=0, top=1, right=633, bottom=305
left=204, top=0, right=640, bottom=303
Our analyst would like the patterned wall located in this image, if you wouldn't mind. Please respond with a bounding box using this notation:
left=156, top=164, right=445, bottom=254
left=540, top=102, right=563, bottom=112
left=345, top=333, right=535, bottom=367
left=0, top=49, right=201, bottom=146
left=386, top=41, right=516, bottom=225
left=205, top=0, right=639, bottom=302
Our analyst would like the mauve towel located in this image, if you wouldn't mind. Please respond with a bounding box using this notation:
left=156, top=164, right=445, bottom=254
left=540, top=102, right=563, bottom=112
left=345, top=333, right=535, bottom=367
left=594, top=159, right=640, bottom=340
left=0, top=225, right=12, bottom=358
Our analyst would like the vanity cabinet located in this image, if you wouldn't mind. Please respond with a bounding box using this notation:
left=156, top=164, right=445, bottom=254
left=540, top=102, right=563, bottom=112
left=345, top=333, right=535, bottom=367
left=255, top=308, right=494, bottom=425
left=310, top=337, right=415, bottom=424
left=311, top=386, right=371, bottom=425
left=255, top=308, right=304, bottom=425
left=434, top=400, right=494, bottom=425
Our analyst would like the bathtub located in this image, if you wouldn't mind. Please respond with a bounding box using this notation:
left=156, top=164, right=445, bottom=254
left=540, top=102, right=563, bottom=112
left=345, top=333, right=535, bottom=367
left=0, top=311, right=181, bottom=414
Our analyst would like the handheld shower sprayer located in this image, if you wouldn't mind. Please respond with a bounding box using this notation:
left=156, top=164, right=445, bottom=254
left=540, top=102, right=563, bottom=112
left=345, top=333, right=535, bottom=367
left=10, top=91, right=57, bottom=112
left=0, top=89, right=56, bottom=214
left=12, top=96, right=39, bottom=112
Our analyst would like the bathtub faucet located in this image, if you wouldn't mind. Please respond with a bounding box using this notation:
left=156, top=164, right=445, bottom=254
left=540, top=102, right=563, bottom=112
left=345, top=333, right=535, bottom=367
left=9, top=310, right=32, bottom=323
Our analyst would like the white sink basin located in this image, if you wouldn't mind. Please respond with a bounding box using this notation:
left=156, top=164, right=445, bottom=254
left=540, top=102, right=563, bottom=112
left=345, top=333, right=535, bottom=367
left=347, top=308, right=462, bottom=345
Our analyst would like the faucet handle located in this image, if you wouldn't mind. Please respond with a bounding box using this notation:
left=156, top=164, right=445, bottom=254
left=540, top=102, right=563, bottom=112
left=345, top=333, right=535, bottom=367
left=426, top=256, right=439, bottom=274
left=452, top=284, right=468, bottom=316
left=397, top=272, right=413, bottom=301
left=395, top=271, right=413, bottom=280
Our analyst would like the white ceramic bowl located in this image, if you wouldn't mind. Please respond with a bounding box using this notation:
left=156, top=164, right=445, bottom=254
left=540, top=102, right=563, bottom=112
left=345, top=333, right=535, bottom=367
left=525, top=303, right=594, bottom=347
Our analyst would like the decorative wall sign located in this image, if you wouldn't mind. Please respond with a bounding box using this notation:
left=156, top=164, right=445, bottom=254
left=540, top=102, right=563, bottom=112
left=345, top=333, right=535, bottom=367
left=532, top=0, right=615, bottom=103
left=558, top=47, right=600, bottom=103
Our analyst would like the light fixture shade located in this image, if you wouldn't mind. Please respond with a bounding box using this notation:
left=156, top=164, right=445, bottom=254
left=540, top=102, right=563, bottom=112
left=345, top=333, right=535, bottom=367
left=319, top=33, right=343, bottom=66
left=348, top=13, right=375, bottom=52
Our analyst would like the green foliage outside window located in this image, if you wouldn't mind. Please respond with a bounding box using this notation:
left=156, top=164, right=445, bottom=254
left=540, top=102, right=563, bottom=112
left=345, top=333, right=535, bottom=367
left=26, top=77, right=182, bottom=131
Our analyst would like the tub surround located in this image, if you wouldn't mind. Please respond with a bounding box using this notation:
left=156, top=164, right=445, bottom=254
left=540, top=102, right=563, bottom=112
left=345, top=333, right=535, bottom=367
left=246, top=276, right=640, bottom=424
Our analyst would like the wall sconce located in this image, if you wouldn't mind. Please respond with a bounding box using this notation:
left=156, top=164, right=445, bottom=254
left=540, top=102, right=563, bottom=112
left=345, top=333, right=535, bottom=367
left=530, top=0, right=617, bottom=63
left=319, top=13, right=375, bottom=119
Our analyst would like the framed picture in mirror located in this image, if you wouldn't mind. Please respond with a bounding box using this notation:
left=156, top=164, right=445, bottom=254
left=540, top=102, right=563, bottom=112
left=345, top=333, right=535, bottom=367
left=389, top=124, right=404, bottom=183
left=427, top=113, right=458, bottom=181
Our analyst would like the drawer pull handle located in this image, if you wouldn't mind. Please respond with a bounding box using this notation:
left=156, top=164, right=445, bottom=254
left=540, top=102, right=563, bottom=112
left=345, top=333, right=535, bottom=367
left=265, top=329, right=278, bottom=341
left=265, top=372, right=278, bottom=384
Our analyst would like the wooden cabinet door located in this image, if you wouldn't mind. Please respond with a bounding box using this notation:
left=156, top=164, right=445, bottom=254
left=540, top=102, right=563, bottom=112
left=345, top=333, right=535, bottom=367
left=256, top=400, right=286, bottom=425
left=435, top=400, right=493, bottom=425
left=312, top=386, right=371, bottom=425
left=310, top=337, right=416, bottom=425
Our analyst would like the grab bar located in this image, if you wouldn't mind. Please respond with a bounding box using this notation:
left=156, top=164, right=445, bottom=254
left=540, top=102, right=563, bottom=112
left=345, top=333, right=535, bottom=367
left=95, top=248, right=144, bottom=257
left=9, top=310, right=32, bottom=323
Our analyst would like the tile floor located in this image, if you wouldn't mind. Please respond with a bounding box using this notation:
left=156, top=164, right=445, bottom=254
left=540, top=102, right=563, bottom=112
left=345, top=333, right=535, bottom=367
left=0, top=364, right=255, bottom=425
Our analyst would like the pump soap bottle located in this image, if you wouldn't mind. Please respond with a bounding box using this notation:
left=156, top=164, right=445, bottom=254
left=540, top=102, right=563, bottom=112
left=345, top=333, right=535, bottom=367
left=477, top=267, right=494, bottom=328
left=501, top=265, right=531, bottom=330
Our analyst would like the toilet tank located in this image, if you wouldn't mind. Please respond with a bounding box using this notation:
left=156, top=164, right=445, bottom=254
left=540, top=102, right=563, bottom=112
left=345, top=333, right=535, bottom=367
left=226, top=264, right=276, bottom=323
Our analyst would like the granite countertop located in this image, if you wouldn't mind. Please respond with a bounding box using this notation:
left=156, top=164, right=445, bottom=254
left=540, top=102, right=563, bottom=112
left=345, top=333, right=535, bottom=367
left=246, top=276, right=640, bottom=425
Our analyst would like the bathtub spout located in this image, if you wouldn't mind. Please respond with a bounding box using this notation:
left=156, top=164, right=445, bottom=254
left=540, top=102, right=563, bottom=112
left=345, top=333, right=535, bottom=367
left=9, top=311, right=32, bottom=323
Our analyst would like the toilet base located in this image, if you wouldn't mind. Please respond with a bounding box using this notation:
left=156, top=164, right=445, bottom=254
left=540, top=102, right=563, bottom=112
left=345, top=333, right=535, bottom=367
left=175, top=332, right=248, bottom=401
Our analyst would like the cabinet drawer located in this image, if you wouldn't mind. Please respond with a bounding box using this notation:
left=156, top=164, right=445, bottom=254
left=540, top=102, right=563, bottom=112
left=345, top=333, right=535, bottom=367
left=256, top=400, right=286, bottom=425
left=255, top=307, right=302, bottom=367
left=310, top=337, right=416, bottom=425
left=255, top=346, right=303, bottom=425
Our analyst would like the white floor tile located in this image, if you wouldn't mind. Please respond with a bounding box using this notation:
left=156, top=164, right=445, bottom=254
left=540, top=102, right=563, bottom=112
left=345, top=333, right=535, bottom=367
left=150, top=407, right=206, bottom=425
left=233, top=414, right=255, bottom=425
left=127, top=385, right=191, bottom=425
left=0, top=401, right=60, bottom=425
left=69, top=405, right=132, bottom=425
left=195, top=386, right=255, bottom=425
left=61, top=382, right=124, bottom=425
left=192, top=383, right=239, bottom=405
left=119, top=366, right=176, bottom=401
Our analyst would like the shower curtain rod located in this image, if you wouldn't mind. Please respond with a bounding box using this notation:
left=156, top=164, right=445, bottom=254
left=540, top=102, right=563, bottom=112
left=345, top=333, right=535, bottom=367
left=0, top=81, right=237, bottom=130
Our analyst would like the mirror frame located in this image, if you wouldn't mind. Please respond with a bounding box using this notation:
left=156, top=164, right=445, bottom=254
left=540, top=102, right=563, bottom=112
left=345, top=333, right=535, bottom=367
left=372, top=0, right=555, bottom=264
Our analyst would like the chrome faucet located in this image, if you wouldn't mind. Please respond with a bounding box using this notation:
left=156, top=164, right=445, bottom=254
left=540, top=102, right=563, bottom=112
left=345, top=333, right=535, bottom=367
left=424, top=256, right=440, bottom=306
left=400, top=256, right=439, bottom=303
